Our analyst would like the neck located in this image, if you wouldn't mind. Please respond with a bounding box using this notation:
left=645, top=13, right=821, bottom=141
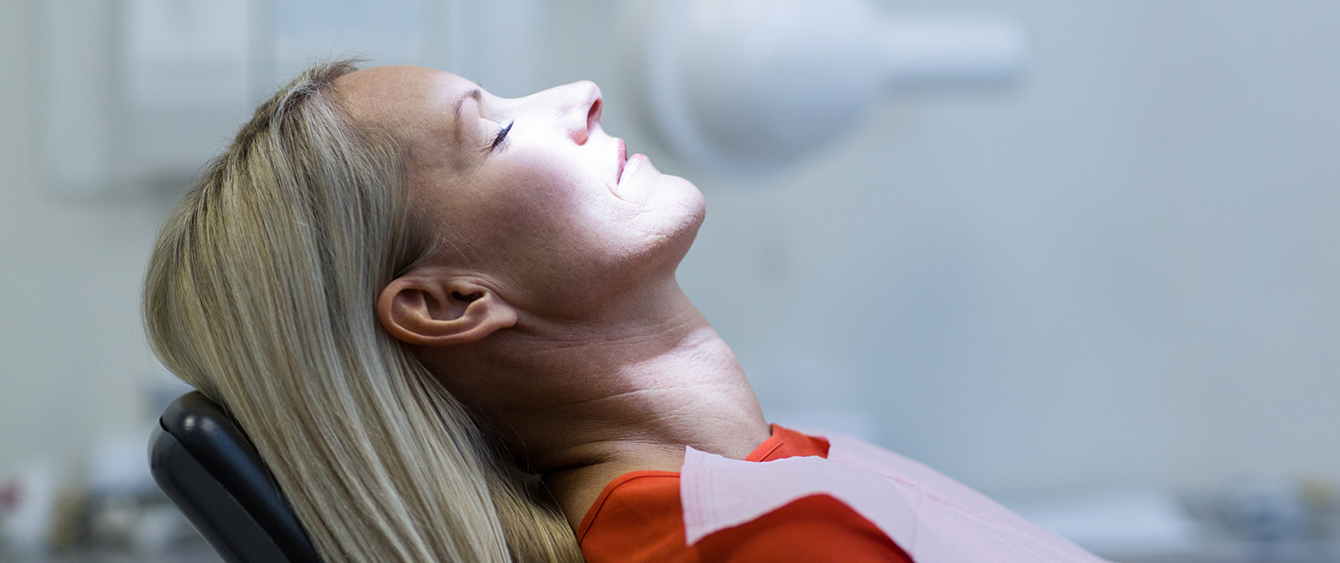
left=422, top=280, right=771, bottom=529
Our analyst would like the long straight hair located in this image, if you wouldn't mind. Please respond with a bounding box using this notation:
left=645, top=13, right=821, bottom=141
left=143, top=60, right=584, bottom=562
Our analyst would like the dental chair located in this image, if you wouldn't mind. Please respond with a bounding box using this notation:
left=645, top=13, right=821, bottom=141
left=149, top=391, right=323, bottom=563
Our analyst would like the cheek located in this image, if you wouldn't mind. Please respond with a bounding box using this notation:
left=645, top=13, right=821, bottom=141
left=490, top=162, right=599, bottom=242
left=460, top=164, right=614, bottom=276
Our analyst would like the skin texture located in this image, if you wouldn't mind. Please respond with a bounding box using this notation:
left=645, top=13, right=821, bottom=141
left=334, top=66, right=772, bottom=530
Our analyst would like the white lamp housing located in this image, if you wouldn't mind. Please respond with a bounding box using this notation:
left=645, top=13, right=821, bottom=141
left=627, top=0, right=1030, bottom=173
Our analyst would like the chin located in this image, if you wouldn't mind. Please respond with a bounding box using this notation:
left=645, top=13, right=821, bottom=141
left=663, top=193, right=707, bottom=268
left=663, top=177, right=706, bottom=242
left=667, top=174, right=707, bottom=220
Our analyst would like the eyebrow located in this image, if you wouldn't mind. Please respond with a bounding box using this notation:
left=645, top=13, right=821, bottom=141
left=453, top=89, right=482, bottom=144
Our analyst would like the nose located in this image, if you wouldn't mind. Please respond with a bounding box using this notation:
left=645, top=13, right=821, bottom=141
left=556, top=81, right=602, bottom=145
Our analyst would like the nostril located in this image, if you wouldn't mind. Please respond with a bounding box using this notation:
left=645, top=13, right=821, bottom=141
left=586, top=97, right=603, bottom=136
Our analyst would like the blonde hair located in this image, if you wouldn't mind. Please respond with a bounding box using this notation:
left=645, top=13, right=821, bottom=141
left=143, top=61, right=584, bottom=562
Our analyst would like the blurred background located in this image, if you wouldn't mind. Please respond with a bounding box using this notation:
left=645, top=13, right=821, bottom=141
left=1, top=0, right=1338, bottom=561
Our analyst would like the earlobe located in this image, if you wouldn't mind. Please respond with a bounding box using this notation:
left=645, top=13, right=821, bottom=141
left=377, top=272, right=518, bottom=347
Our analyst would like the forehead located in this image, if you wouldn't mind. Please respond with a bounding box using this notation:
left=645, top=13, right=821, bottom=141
left=335, top=65, right=476, bottom=144
left=335, top=65, right=483, bottom=173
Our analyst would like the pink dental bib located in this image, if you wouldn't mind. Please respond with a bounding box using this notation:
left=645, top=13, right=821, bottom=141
left=680, top=431, right=1108, bottom=563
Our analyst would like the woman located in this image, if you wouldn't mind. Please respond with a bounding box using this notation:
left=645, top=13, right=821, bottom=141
left=144, top=61, right=1103, bottom=562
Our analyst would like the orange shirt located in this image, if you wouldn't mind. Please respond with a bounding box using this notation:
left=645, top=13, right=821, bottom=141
left=577, top=425, right=914, bottom=563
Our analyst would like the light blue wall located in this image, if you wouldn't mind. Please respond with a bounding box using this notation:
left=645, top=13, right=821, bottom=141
left=0, top=0, right=167, bottom=473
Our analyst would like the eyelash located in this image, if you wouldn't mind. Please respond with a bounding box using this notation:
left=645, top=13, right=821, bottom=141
left=491, top=121, right=514, bottom=151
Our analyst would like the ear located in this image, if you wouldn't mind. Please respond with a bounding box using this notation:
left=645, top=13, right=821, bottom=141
left=377, top=268, right=518, bottom=347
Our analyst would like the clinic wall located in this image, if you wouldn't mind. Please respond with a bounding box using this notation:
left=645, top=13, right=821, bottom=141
left=0, top=0, right=166, bottom=475
left=732, top=0, right=1340, bottom=495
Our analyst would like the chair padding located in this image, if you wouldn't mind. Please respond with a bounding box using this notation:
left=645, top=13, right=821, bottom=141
left=150, top=391, right=323, bottom=563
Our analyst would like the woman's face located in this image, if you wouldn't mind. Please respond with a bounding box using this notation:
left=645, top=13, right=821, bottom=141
left=338, top=66, right=705, bottom=316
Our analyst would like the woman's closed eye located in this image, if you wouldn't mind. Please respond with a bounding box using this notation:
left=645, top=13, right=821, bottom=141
left=490, top=120, right=514, bottom=151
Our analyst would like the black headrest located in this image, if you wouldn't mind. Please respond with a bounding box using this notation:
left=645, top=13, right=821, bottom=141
left=150, top=391, right=323, bottom=563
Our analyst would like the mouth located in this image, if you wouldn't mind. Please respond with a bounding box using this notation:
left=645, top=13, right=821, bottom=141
left=616, top=138, right=628, bottom=183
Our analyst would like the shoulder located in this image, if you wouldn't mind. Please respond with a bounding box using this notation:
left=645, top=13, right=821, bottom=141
left=695, top=493, right=913, bottom=563
left=578, top=471, right=691, bottom=563
left=579, top=470, right=911, bottom=563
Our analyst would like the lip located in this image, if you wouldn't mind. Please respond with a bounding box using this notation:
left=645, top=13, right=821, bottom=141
left=616, top=138, right=628, bottom=183
left=623, top=153, right=645, bottom=182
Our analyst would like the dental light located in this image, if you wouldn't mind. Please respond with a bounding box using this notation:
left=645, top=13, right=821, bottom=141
left=624, top=0, right=1029, bottom=174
